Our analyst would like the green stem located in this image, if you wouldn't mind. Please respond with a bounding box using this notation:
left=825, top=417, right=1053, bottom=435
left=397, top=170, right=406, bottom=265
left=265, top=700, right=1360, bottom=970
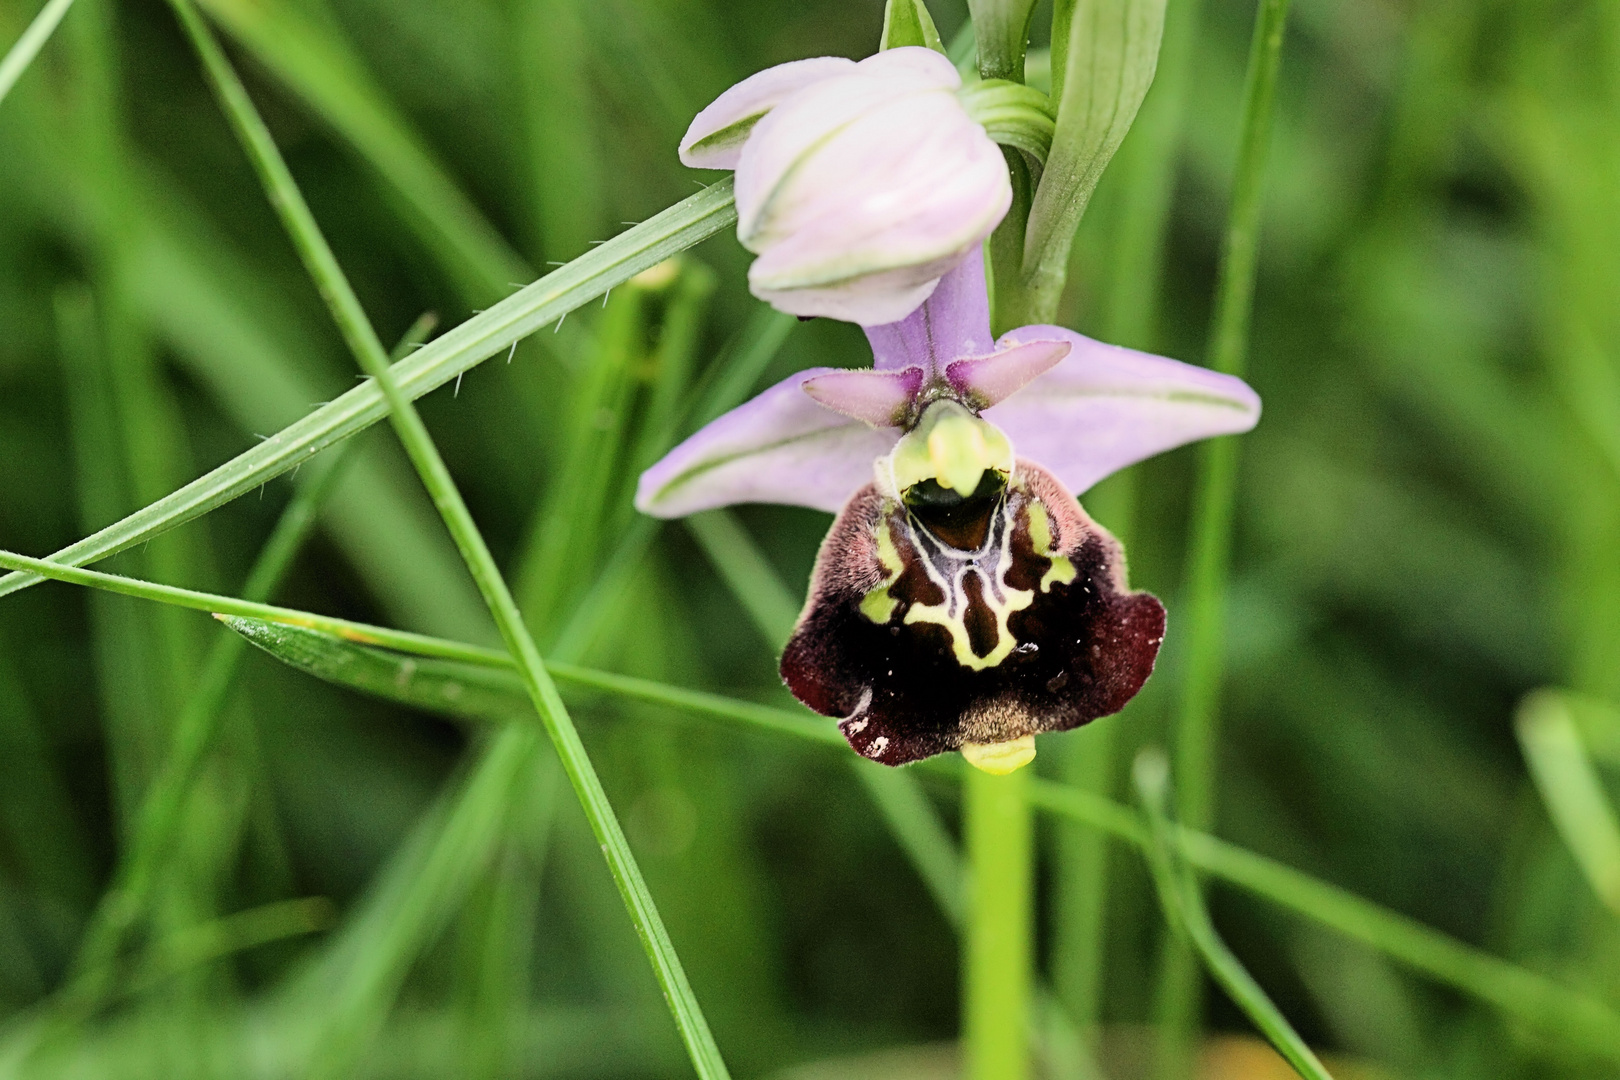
left=965, top=766, right=1033, bottom=1080
left=970, top=106, right=1042, bottom=1074
left=0, top=549, right=506, bottom=663
left=0, top=0, right=77, bottom=106
left=1135, top=752, right=1334, bottom=1080
left=1162, top=0, right=1291, bottom=1069
left=164, top=4, right=730, bottom=1075
left=1052, top=720, right=1117, bottom=1042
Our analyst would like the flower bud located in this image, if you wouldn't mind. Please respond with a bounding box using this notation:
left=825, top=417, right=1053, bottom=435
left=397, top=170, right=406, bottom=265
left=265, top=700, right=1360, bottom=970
left=680, top=48, right=1012, bottom=326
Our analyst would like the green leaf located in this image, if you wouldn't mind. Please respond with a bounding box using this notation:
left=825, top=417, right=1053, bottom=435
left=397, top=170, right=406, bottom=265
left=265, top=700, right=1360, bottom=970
left=226, top=617, right=531, bottom=723
left=966, top=0, right=1038, bottom=81
left=1516, top=690, right=1620, bottom=915
left=958, top=79, right=1056, bottom=164
left=0, top=178, right=737, bottom=604
left=946, top=18, right=977, bottom=79
left=219, top=616, right=843, bottom=749
left=1017, top=0, right=1167, bottom=323
left=879, top=0, right=944, bottom=52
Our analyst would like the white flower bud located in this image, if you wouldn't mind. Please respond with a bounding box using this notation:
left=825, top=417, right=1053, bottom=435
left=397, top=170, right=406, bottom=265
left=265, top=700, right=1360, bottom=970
left=680, top=48, right=1011, bottom=326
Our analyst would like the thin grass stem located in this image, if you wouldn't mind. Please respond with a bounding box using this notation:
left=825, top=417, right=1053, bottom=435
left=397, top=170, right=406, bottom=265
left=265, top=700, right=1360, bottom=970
left=1162, top=0, right=1292, bottom=1069
left=0, top=0, right=77, bottom=106
left=163, top=4, right=730, bottom=1073
left=1134, top=750, right=1334, bottom=1080
left=18, top=548, right=1620, bottom=1062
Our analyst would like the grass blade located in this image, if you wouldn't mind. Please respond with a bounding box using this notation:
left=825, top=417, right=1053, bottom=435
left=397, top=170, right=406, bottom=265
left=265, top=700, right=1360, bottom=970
left=1163, top=0, right=1292, bottom=1066
left=165, top=4, right=730, bottom=1070
left=19, top=548, right=1620, bottom=1064
left=683, top=510, right=803, bottom=644
left=1173, top=0, right=1293, bottom=826
left=1516, top=690, right=1620, bottom=914
left=60, top=316, right=432, bottom=1007
left=0, top=177, right=736, bottom=604
left=191, top=0, right=529, bottom=300
left=0, top=0, right=76, bottom=106
left=1134, top=749, right=1334, bottom=1080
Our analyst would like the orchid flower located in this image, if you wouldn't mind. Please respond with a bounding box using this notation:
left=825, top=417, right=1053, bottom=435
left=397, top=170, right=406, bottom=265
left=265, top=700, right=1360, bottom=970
left=680, top=47, right=1011, bottom=325
left=637, top=257, right=1260, bottom=772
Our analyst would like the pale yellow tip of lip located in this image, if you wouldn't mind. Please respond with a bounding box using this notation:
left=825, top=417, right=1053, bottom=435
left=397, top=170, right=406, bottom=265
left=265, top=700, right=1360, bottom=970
left=961, top=736, right=1036, bottom=774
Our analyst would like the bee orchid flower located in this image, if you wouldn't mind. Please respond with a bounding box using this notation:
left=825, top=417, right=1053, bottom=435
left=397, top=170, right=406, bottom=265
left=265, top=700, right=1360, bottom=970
left=680, top=47, right=1012, bottom=325
left=636, top=257, right=1260, bottom=770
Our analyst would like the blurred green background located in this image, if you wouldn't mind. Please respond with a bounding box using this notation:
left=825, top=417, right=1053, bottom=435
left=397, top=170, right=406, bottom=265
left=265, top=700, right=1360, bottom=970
left=1, top=0, right=1619, bottom=1076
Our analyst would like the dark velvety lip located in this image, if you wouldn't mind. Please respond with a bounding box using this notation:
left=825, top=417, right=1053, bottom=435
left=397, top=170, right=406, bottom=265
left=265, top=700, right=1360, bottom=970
left=781, top=460, right=1165, bottom=766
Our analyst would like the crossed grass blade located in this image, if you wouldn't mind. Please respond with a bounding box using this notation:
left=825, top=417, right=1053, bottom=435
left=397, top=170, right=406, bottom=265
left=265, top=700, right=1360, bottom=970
left=1134, top=750, right=1334, bottom=1080
left=191, top=0, right=530, bottom=301
left=4, top=547, right=1618, bottom=1064
left=0, top=177, right=736, bottom=606
left=160, top=2, right=731, bottom=1072
left=1162, top=0, right=1293, bottom=1065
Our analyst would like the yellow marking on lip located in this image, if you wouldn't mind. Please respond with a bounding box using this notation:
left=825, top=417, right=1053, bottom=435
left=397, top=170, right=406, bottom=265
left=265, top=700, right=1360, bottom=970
left=1026, top=502, right=1076, bottom=592
left=858, top=516, right=905, bottom=625
left=904, top=580, right=1032, bottom=670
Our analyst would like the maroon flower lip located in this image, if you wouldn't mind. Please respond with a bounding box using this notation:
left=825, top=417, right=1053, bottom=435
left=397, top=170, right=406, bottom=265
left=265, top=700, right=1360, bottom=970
left=635, top=255, right=1255, bottom=770
left=781, top=461, right=1165, bottom=766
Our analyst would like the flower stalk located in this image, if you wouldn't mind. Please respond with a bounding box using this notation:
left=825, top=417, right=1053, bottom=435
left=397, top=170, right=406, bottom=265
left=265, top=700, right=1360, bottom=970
left=964, top=763, right=1034, bottom=1080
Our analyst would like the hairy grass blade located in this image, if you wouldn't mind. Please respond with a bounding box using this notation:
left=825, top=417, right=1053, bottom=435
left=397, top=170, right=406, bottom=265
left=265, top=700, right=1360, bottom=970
left=0, top=178, right=736, bottom=604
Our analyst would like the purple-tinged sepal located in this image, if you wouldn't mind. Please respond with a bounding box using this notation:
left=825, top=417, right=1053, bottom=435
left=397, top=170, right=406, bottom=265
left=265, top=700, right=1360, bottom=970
left=802, top=367, right=925, bottom=426
left=983, top=326, right=1261, bottom=496
left=945, top=341, right=1071, bottom=410
left=634, top=368, right=900, bottom=518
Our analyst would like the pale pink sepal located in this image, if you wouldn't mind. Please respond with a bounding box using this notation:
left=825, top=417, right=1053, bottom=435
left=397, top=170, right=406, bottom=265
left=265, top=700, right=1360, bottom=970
left=735, top=48, right=1008, bottom=325
left=982, top=326, right=1262, bottom=495
left=635, top=369, right=901, bottom=518
left=946, top=341, right=1071, bottom=409
left=802, top=367, right=925, bottom=426
left=679, top=57, right=856, bottom=170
